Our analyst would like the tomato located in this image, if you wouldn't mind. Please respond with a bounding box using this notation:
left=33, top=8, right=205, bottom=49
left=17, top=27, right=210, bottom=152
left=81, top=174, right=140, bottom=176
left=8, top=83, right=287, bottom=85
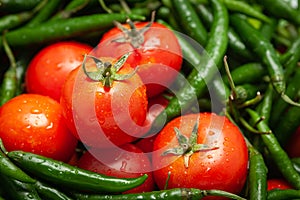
left=25, top=41, right=93, bottom=102
left=77, top=143, right=155, bottom=194
left=285, top=126, right=300, bottom=158
left=135, top=94, right=170, bottom=153
left=152, top=112, right=248, bottom=200
left=0, top=94, right=78, bottom=162
left=95, top=21, right=182, bottom=98
left=267, top=179, right=293, bottom=190
left=60, top=54, right=148, bottom=148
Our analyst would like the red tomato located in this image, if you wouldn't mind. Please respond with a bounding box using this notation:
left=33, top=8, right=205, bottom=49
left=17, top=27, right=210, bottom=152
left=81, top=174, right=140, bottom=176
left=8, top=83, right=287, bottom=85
left=285, top=126, right=300, bottom=158
left=0, top=94, right=78, bottom=162
left=95, top=21, right=182, bottom=98
left=267, top=179, right=293, bottom=190
left=60, top=55, right=148, bottom=148
left=25, top=41, right=93, bottom=102
left=135, top=94, right=170, bottom=153
left=77, top=143, right=155, bottom=194
left=152, top=112, right=248, bottom=200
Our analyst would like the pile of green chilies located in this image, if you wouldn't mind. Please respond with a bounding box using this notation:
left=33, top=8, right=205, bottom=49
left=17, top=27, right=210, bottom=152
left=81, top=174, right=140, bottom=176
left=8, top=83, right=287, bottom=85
left=0, top=0, right=300, bottom=199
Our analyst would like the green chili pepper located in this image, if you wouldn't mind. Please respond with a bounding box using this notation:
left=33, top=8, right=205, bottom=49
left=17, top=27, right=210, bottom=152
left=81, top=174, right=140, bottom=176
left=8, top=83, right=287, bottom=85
left=34, top=180, right=73, bottom=200
left=273, top=102, right=300, bottom=146
left=0, top=32, right=18, bottom=106
left=257, top=0, right=300, bottom=25
left=0, top=13, right=145, bottom=47
left=151, top=0, right=229, bottom=132
left=269, top=67, right=300, bottom=128
left=282, top=36, right=300, bottom=78
left=0, top=174, right=41, bottom=200
left=256, top=84, right=274, bottom=124
left=223, top=63, right=267, bottom=85
left=172, top=0, right=208, bottom=45
left=194, top=3, right=254, bottom=60
left=223, top=0, right=271, bottom=23
left=267, top=189, right=300, bottom=200
left=0, top=0, right=46, bottom=33
left=24, top=0, right=61, bottom=27
left=0, top=0, right=43, bottom=13
left=248, top=146, right=268, bottom=200
left=7, top=150, right=148, bottom=193
left=51, top=0, right=90, bottom=20
left=246, top=108, right=300, bottom=189
left=259, top=18, right=277, bottom=41
left=230, top=13, right=300, bottom=107
left=71, top=188, right=246, bottom=200
left=0, top=139, right=35, bottom=183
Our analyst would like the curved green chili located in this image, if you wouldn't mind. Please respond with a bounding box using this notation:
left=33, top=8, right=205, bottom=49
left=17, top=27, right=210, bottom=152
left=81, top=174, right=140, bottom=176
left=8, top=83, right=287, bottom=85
left=0, top=0, right=46, bottom=33
left=257, top=0, right=300, bottom=25
left=269, top=67, right=300, bottom=128
left=230, top=13, right=299, bottom=107
left=151, top=0, right=229, bottom=132
left=223, top=63, right=267, bottom=85
left=0, top=32, right=18, bottom=106
left=246, top=108, right=300, bottom=189
left=223, top=0, right=271, bottom=23
left=25, top=0, right=61, bottom=27
left=71, top=188, right=246, bottom=200
left=34, top=180, right=73, bottom=200
left=248, top=146, right=268, bottom=200
left=0, top=0, right=42, bottom=13
left=7, top=150, right=148, bottom=193
left=51, top=0, right=90, bottom=20
left=267, top=189, right=300, bottom=200
left=256, top=84, right=274, bottom=124
left=0, top=140, right=35, bottom=183
left=172, top=0, right=208, bottom=45
left=0, top=13, right=145, bottom=47
left=259, top=18, right=277, bottom=41
left=0, top=174, right=41, bottom=200
left=273, top=102, right=300, bottom=145
left=282, top=36, right=300, bottom=78
left=194, top=3, right=254, bottom=60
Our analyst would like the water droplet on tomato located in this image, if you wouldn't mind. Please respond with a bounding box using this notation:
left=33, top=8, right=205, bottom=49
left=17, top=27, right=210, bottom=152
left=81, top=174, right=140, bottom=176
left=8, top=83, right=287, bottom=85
left=120, top=161, right=127, bottom=172
left=98, top=117, right=105, bottom=125
left=30, top=108, right=41, bottom=114
left=106, top=169, right=112, bottom=175
left=46, top=122, right=53, bottom=129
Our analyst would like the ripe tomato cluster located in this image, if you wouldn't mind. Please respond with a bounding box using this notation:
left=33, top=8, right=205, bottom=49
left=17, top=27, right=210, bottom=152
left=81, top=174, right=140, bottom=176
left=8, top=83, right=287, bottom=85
left=0, top=19, right=253, bottom=197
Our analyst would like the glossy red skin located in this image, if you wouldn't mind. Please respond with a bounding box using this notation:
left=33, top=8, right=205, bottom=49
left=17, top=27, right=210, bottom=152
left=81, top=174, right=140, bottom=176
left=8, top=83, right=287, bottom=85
left=135, top=94, right=170, bottom=153
left=95, top=22, right=182, bottom=98
left=0, top=94, right=78, bottom=162
left=25, top=41, right=93, bottom=102
left=77, top=143, right=155, bottom=194
left=152, top=113, right=248, bottom=200
left=285, top=126, right=300, bottom=158
left=267, top=179, right=293, bottom=190
left=60, top=58, right=148, bottom=148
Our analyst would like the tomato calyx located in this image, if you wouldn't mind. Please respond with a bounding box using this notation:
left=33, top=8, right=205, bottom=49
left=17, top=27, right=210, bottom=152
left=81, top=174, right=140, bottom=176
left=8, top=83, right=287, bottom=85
left=82, top=52, right=138, bottom=88
left=112, top=12, right=155, bottom=48
left=162, top=118, right=219, bottom=168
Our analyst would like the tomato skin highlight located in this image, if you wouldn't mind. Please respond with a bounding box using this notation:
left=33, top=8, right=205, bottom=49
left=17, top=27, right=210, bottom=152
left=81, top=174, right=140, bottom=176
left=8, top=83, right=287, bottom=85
left=25, top=41, right=93, bottom=102
left=267, top=179, right=293, bottom=190
left=152, top=113, right=248, bottom=199
left=0, top=94, right=78, bottom=162
left=95, top=22, right=182, bottom=98
left=60, top=57, right=148, bottom=148
left=77, top=143, right=155, bottom=194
